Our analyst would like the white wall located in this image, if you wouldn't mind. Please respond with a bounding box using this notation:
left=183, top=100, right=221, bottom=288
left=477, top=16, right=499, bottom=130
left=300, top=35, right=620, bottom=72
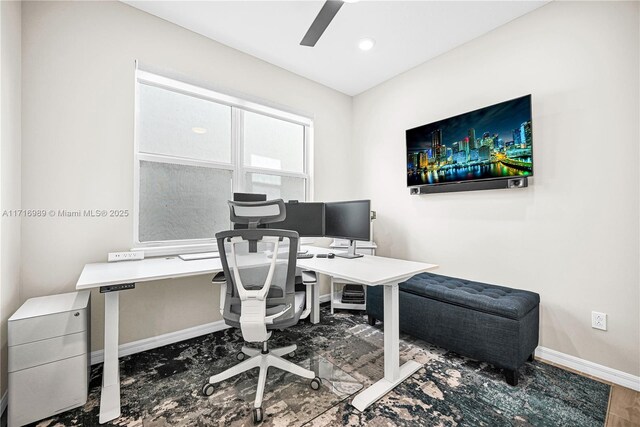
left=21, top=1, right=353, bottom=352
left=352, top=1, right=639, bottom=376
left=0, top=0, right=22, bottom=398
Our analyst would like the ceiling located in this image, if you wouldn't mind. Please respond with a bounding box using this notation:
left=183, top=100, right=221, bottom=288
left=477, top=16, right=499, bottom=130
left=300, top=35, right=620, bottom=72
left=124, top=1, right=548, bottom=96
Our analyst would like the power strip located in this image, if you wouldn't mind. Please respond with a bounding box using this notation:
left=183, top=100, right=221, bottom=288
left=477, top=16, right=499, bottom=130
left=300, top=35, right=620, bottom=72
left=108, top=251, right=145, bottom=262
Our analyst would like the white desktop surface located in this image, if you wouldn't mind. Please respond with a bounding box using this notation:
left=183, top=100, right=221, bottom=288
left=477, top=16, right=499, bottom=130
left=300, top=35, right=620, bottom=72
left=297, top=252, right=436, bottom=286
left=76, top=252, right=291, bottom=289
left=77, top=256, right=223, bottom=289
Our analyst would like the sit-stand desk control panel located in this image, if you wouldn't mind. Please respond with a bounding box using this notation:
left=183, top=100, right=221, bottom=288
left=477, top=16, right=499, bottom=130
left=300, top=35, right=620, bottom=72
left=100, top=283, right=136, bottom=293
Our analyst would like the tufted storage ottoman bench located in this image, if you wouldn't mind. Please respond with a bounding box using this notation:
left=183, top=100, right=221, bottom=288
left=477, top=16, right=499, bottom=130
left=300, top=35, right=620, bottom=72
left=366, top=272, right=539, bottom=386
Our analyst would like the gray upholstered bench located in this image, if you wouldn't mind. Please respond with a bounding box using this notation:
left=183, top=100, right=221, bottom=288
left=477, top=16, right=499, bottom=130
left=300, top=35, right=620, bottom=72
left=366, top=272, right=539, bottom=385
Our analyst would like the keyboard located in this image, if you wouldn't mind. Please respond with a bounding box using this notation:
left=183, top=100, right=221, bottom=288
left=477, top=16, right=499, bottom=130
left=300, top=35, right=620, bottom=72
left=178, top=252, right=220, bottom=261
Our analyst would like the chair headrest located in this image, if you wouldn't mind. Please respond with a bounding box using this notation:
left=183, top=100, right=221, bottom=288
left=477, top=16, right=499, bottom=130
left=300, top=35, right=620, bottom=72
left=228, top=199, right=286, bottom=228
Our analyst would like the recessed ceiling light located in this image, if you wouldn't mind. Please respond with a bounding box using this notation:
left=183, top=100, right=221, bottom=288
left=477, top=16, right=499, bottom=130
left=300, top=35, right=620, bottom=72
left=192, top=127, right=207, bottom=134
left=358, top=38, right=375, bottom=51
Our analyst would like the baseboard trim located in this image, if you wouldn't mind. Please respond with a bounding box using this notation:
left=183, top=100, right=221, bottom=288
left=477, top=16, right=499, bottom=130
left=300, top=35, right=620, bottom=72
left=319, top=293, right=331, bottom=303
left=1, top=390, right=7, bottom=418
left=535, top=346, right=640, bottom=391
left=90, top=320, right=231, bottom=365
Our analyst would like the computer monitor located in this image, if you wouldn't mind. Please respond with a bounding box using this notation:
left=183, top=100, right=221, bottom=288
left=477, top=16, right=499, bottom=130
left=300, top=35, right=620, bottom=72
left=324, top=200, right=371, bottom=259
left=233, top=192, right=267, bottom=202
left=269, top=202, right=325, bottom=237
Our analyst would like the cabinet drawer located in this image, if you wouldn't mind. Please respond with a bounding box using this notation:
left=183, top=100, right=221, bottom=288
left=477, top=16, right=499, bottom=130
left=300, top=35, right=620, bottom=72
left=8, top=354, right=88, bottom=427
left=8, top=309, right=87, bottom=346
left=9, top=332, right=87, bottom=372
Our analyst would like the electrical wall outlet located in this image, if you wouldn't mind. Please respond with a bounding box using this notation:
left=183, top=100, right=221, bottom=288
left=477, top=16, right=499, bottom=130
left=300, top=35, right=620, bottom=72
left=108, top=251, right=144, bottom=262
left=591, top=311, right=607, bottom=331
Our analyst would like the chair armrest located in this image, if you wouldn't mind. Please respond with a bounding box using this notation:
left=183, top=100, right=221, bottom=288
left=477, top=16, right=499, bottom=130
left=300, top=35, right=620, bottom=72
left=211, top=271, right=226, bottom=284
left=301, top=270, right=317, bottom=284
left=294, top=270, right=316, bottom=319
left=212, top=272, right=227, bottom=316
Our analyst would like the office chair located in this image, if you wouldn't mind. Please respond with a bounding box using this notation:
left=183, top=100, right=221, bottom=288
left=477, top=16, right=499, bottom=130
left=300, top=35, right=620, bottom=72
left=202, top=199, right=320, bottom=424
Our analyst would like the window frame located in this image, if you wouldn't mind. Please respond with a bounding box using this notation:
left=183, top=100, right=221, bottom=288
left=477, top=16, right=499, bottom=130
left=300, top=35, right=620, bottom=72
left=133, top=69, right=313, bottom=255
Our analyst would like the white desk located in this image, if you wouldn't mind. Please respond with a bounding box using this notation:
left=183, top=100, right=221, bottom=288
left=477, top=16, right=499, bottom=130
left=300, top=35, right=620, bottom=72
left=76, top=247, right=436, bottom=422
left=295, top=251, right=437, bottom=412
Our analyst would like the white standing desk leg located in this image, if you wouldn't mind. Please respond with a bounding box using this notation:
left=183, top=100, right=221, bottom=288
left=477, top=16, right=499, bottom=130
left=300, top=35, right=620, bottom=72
left=99, top=291, right=121, bottom=424
left=351, top=282, right=422, bottom=412
left=311, top=280, right=320, bottom=324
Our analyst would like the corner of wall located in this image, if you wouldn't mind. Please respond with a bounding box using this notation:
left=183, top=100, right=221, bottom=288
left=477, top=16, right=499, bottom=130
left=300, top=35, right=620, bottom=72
left=0, top=0, right=23, bottom=403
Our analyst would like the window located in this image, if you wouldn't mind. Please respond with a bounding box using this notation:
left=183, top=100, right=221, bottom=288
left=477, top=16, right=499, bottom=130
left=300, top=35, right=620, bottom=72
left=243, top=111, right=307, bottom=201
left=134, top=70, right=312, bottom=252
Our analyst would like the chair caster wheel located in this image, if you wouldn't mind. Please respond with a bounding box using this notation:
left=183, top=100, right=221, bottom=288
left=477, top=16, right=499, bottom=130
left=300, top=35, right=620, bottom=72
left=236, top=352, right=246, bottom=361
left=202, top=383, right=215, bottom=396
left=288, top=351, right=296, bottom=358
left=253, top=407, right=264, bottom=424
left=310, top=377, right=321, bottom=390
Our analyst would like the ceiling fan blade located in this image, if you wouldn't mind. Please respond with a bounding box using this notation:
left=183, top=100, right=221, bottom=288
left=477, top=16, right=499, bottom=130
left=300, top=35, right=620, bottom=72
left=300, top=0, right=344, bottom=47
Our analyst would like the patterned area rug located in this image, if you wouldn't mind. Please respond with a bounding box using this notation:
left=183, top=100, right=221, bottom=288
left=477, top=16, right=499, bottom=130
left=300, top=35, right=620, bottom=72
left=32, top=308, right=610, bottom=426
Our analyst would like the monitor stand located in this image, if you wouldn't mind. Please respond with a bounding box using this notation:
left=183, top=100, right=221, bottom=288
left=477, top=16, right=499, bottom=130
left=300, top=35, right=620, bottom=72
left=335, top=240, right=364, bottom=259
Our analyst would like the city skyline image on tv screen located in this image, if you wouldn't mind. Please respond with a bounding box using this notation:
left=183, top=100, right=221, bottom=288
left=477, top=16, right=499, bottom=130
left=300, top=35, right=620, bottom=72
left=406, top=95, right=533, bottom=187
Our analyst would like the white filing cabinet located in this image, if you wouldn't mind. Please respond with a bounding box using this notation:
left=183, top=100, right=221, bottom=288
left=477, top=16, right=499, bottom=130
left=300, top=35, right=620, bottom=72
left=329, top=242, right=377, bottom=313
left=8, top=291, right=91, bottom=427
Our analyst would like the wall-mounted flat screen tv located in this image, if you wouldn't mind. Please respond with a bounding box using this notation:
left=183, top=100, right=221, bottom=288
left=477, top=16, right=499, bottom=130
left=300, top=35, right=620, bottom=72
left=406, top=95, right=533, bottom=188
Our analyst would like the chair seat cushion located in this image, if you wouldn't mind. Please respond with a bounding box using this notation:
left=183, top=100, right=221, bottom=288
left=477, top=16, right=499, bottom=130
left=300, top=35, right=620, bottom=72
left=400, top=272, right=539, bottom=320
